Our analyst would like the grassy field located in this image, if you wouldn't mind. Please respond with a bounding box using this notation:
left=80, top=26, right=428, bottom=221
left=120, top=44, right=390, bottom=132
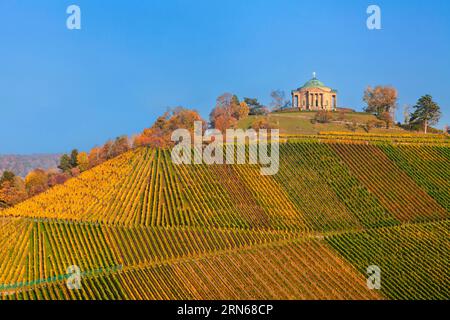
left=0, top=139, right=448, bottom=300
left=237, top=111, right=406, bottom=135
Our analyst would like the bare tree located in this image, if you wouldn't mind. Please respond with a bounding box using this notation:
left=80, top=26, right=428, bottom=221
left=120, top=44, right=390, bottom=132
left=270, top=90, right=290, bottom=111
left=403, top=104, right=411, bottom=125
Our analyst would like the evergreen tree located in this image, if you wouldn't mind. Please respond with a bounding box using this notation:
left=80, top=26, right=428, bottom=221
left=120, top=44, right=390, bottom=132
left=410, top=95, right=441, bottom=134
left=58, top=154, right=72, bottom=172
left=70, top=149, right=79, bottom=168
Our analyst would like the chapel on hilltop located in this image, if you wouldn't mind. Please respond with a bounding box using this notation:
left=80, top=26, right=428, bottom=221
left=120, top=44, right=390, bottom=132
left=292, top=73, right=338, bottom=111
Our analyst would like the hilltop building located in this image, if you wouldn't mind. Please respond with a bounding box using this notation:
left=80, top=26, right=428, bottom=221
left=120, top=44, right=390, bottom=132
left=292, top=73, right=338, bottom=111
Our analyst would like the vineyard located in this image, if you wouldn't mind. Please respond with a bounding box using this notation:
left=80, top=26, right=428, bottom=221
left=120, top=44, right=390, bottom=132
left=0, top=140, right=448, bottom=300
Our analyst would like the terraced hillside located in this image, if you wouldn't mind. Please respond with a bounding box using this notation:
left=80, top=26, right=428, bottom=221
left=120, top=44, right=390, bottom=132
left=0, top=140, right=448, bottom=300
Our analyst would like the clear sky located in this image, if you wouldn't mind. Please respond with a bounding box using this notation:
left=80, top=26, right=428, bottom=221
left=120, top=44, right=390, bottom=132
left=1, top=0, right=449, bottom=154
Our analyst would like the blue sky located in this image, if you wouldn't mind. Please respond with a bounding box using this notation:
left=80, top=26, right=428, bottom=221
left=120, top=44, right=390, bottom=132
left=0, top=0, right=449, bottom=154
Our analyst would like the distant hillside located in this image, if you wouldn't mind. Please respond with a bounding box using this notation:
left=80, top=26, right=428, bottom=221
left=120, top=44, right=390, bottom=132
left=0, top=154, right=61, bottom=177
left=238, top=111, right=406, bottom=135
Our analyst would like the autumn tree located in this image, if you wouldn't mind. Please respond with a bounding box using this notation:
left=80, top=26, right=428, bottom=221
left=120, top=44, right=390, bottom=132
left=77, top=152, right=90, bottom=172
left=0, top=176, right=27, bottom=207
left=101, top=140, right=114, bottom=160
left=363, top=86, right=398, bottom=117
left=48, top=171, right=70, bottom=187
left=134, top=107, right=205, bottom=148
left=233, top=99, right=250, bottom=120
left=0, top=171, right=27, bottom=207
left=110, top=136, right=130, bottom=158
left=210, top=94, right=237, bottom=132
left=379, top=111, right=394, bottom=129
left=210, top=94, right=250, bottom=132
left=165, top=107, right=205, bottom=132
left=0, top=171, right=15, bottom=185
left=410, top=95, right=442, bottom=134
left=133, top=112, right=171, bottom=148
left=88, top=147, right=103, bottom=168
left=25, top=169, right=48, bottom=196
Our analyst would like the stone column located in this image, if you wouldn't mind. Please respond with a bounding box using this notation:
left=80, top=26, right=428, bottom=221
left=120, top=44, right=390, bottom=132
left=308, top=93, right=311, bottom=110
left=292, top=92, right=294, bottom=109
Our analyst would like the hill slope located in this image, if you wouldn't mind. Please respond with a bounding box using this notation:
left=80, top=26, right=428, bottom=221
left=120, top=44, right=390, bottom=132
left=238, top=111, right=406, bottom=135
left=0, top=140, right=448, bottom=300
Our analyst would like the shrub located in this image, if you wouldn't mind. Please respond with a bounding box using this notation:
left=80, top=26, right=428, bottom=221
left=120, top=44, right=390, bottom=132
left=251, top=118, right=277, bottom=130
left=315, top=111, right=333, bottom=124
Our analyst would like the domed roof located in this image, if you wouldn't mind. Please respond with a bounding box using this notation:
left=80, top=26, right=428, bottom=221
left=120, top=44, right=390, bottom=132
left=300, top=72, right=328, bottom=89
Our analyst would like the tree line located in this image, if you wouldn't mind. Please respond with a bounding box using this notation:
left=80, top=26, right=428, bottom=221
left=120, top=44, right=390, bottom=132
left=363, top=86, right=442, bottom=133
left=0, top=87, right=444, bottom=209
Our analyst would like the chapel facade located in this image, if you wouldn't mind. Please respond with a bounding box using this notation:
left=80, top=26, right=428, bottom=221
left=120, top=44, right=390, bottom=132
left=292, top=73, right=338, bottom=111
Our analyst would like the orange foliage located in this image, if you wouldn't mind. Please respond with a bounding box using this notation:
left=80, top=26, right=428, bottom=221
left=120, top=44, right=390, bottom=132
left=210, top=93, right=249, bottom=132
left=0, top=179, right=27, bottom=206
left=134, top=107, right=205, bottom=148
left=25, top=169, right=49, bottom=196
left=363, top=85, right=398, bottom=116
